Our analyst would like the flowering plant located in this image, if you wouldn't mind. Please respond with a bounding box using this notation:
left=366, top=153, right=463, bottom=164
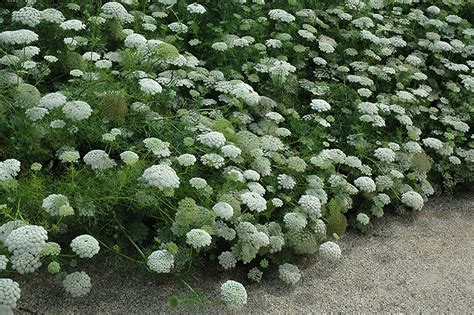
left=0, top=0, right=472, bottom=310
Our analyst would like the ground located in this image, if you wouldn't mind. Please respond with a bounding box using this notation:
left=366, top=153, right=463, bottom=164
left=14, top=189, right=473, bottom=314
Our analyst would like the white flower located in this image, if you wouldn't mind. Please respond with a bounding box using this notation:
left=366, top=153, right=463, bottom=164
left=189, top=177, right=207, bottom=189
left=39, top=92, right=66, bottom=109
left=186, top=229, right=212, bottom=248
left=0, top=256, right=8, bottom=270
left=0, top=30, right=38, bottom=45
left=41, top=193, right=73, bottom=216
left=60, top=20, right=86, bottom=31
left=139, top=78, right=162, bottom=95
left=277, top=174, right=296, bottom=190
left=25, top=107, right=48, bottom=122
left=310, top=99, right=331, bottom=112
left=141, top=164, right=180, bottom=190
left=354, top=176, right=376, bottom=193
left=124, top=33, right=147, bottom=49
left=218, top=251, right=236, bottom=269
left=243, top=170, right=260, bottom=181
left=278, top=263, right=301, bottom=285
left=0, top=159, right=21, bottom=181
left=63, top=271, right=92, bottom=297
left=5, top=225, right=47, bottom=256
left=12, top=7, right=41, bottom=27
left=62, top=101, right=92, bottom=121
left=298, top=195, right=321, bottom=216
left=187, top=3, right=206, bottom=14
left=319, top=241, right=341, bottom=261
left=422, top=137, right=443, bottom=150
left=143, top=138, right=171, bottom=157
left=200, top=153, right=225, bottom=169
left=374, top=148, right=396, bottom=162
left=284, top=212, right=307, bottom=230
left=213, top=202, right=234, bottom=220
left=101, top=2, right=134, bottom=23
left=240, top=192, right=266, bottom=212
left=177, top=154, right=196, bottom=166
left=268, top=9, right=295, bottom=23
left=147, top=250, right=174, bottom=273
left=356, top=213, right=370, bottom=225
left=120, top=151, right=139, bottom=165
left=197, top=131, right=226, bottom=148
left=220, top=280, right=247, bottom=309
left=401, top=191, right=424, bottom=210
left=0, top=279, right=21, bottom=309
left=70, top=235, right=100, bottom=258
left=83, top=150, right=116, bottom=171
left=221, top=145, right=241, bottom=158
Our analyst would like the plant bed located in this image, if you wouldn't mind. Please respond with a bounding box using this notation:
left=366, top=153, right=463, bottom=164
left=0, top=0, right=472, bottom=311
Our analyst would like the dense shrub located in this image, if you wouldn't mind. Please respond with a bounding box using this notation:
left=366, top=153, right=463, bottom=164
left=0, top=0, right=472, bottom=310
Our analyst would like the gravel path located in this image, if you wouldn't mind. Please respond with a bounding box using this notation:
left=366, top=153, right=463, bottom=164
left=14, top=190, right=474, bottom=314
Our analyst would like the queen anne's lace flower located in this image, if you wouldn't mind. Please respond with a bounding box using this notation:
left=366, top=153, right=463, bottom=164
left=63, top=271, right=92, bottom=297
left=177, top=154, right=196, bottom=166
left=278, top=263, right=301, bottom=285
left=298, top=195, right=321, bottom=215
left=83, top=150, right=116, bottom=171
left=147, top=250, right=174, bottom=273
left=268, top=9, right=295, bottom=23
left=0, top=279, right=21, bottom=309
left=139, top=78, right=162, bottom=95
left=141, top=164, right=180, bottom=190
left=0, top=30, right=38, bottom=45
left=354, top=176, right=376, bottom=192
left=213, top=202, right=234, bottom=220
left=143, top=138, right=171, bottom=157
left=0, top=159, right=21, bottom=182
left=197, top=131, right=226, bottom=148
left=241, top=192, right=267, bottom=212
left=319, top=241, right=341, bottom=261
left=186, top=229, right=212, bottom=248
left=70, top=235, right=100, bottom=258
left=5, top=225, right=48, bottom=256
left=101, top=2, right=134, bottom=23
left=401, top=191, right=424, bottom=210
left=12, top=7, right=42, bottom=27
left=218, top=251, right=236, bottom=269
left=120, top=151, right=139, bottom=165
left=62, top=101, right=92, bottom=121
left=220, top=280, right=247, bottom=309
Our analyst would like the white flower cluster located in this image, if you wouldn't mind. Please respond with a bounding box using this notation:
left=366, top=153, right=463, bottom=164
left=218, top=251, right=237, bottom=269
left=42, top=194, right=72, bottom=216
left=374, top=148, right=396, bottom=162
left=141, top=164, right=180, bottom=190
left=240, top=192, right=267, bottom=212
left=197, top=131, right=226, bottom=148
left=63, top=271, right=92, bottom=297
left=83, top=150, right=116, bottom=171
left=220, top=280, right=247, bottom=309
left=278, top=263, right=302, bottom=285
left=401, top=191, right=424, bottom=210
left=4, top=225, right=48, bottom=274
left=319, top=241, right=341, bottom=261
left=0, top=159, right=21, bottom=181
left=268, top=9, right=296, bottom=23
left=143, top=138, right=171, bottom=157
left=354, top=176, right=376, bottom=193
left=101, top=2, right=134, bottom=23
left=70, top=235, right=100, bottom=258
left=186, top=229, right=212, bottom=248
left=139, top=78, right=162, bottom=95
left=147, top=250, right=174, bottom=273
left=0, top=279, right=21, bottom=309
left=298, top=195, right=321, bottom=216
left=310, top=99, right=331, bottom=112
left=0, top=30, right=38, bottom=45
left=213, top=202, right=234, bottom=220
left=12, top=7, right=42, bottom=27
left=62, top=101, right=92, bottom=121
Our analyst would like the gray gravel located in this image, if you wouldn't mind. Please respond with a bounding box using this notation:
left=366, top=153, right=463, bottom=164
left=14, top=190, right=474, bottom=314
